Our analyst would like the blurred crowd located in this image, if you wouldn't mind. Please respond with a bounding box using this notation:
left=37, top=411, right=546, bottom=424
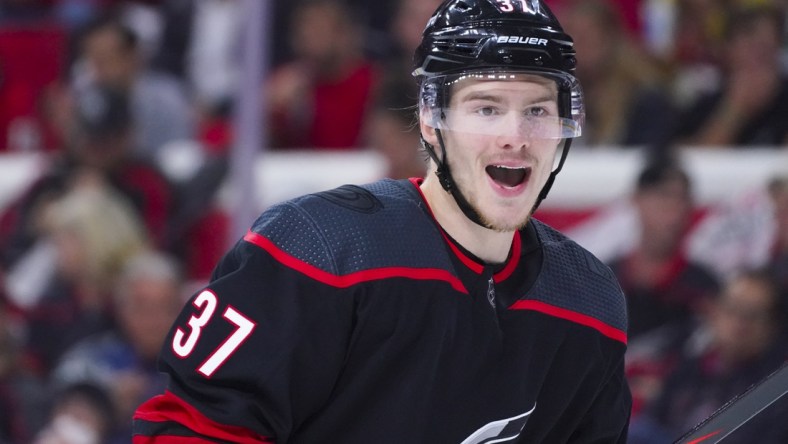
left=0, top=0, right=786, bottom=443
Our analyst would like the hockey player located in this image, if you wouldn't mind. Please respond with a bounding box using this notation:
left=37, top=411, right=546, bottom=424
left=132, top=0, right=632, bottom=442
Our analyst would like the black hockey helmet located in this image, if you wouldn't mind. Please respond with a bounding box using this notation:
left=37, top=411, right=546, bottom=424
left=413, top=0, right=577, bottom=82
left=413, top=0, right=584, bottom=217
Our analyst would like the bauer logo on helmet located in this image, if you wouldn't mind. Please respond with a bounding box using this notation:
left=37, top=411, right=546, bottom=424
left=496, top=36, right=548, bottom=45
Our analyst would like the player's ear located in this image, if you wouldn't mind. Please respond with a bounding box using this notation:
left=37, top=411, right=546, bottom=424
left=419, top=108, right=440, bottom=147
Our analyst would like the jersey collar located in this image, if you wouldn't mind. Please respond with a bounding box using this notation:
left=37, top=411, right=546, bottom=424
left=409, top=177, right=522, bottom=283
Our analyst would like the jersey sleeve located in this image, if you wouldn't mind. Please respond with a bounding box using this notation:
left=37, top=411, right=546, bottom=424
left=568, top=351, right=632, bottom=444
left=133, top=209, right=357, bottom=443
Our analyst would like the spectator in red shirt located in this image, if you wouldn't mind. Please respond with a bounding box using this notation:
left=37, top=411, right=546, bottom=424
left=265, top=0, right=379, bottom=150
left=608, top=158, right=719, bottom=340
left=607, top=158, right=720, bottom=418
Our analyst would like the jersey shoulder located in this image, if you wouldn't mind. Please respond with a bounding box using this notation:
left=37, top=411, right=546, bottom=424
left=246, top=179, right=450, bottom=275
left=528, top=218, right=628, bottom=338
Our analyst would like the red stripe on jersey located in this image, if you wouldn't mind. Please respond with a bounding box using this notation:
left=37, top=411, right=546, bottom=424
left=443, top=234, right=484, bottom=273
left=407, top=178, right=483, bottom=275
left=243, top=231, right=469, bottom=294
left=494, top=231, right=521, bottom=283
left=133, top=391, right=274, bottom=443
left=510, top=300, right=627, bottom=344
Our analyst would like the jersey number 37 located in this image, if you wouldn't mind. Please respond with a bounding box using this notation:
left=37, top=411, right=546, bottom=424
left=172, top=290, right=257, bottom=377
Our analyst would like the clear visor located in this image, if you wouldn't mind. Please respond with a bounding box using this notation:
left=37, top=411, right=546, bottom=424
left=419, top=70, right=585, bottom=141
left=433, top=108, right=581, bottom=139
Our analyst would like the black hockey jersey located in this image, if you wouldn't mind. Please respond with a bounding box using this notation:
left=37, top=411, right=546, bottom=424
left=133, top=178, right=631, bottom=443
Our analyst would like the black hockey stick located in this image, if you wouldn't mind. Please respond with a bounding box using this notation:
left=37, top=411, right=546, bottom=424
left=674, top=361, right=788, bottom=443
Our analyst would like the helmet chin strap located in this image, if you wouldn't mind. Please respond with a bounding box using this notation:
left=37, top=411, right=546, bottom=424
left=534, top=136, right=573, bottom=211
left=422, top=128, right=489, bottom=229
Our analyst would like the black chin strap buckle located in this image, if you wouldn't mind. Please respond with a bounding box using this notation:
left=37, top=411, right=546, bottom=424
left=436, top=167, right=453, bottom=192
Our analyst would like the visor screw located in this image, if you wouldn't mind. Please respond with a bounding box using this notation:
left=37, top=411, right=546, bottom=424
left=498, top=48, right=513, bottom=64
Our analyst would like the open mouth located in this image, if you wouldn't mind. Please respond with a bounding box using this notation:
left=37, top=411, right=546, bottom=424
left=486, top=165, right=530, bottom=188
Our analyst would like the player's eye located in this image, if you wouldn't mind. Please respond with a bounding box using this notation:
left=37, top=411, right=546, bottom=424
left=475, top=106, right=498, bottom=117
left=525, top=106, right=548, bottom=117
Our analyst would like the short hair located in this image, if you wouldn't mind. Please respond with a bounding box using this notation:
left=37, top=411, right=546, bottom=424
left=290, top=0, right=362, bottom=30
left=52, top=382, right=116, bottom=432
left=80, top=14, right=139, bottom=53
left=725, top=266, right=785, bottom=323
left=45, top=186, right=149, bottom=290
left=635, top=158, right=691, bottom=193
left=724, top=4, right=785, bottom=42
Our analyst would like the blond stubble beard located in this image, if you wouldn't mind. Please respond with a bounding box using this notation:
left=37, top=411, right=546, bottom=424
left=459, top=183, right=534, bottom=233
left=478, top=210, right=532, bottom=233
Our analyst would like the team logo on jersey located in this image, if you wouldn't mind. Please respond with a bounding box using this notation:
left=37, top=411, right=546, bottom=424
left=316, top=184, right=383, bottom=214
left=460, top=404, right=536, bottom=444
